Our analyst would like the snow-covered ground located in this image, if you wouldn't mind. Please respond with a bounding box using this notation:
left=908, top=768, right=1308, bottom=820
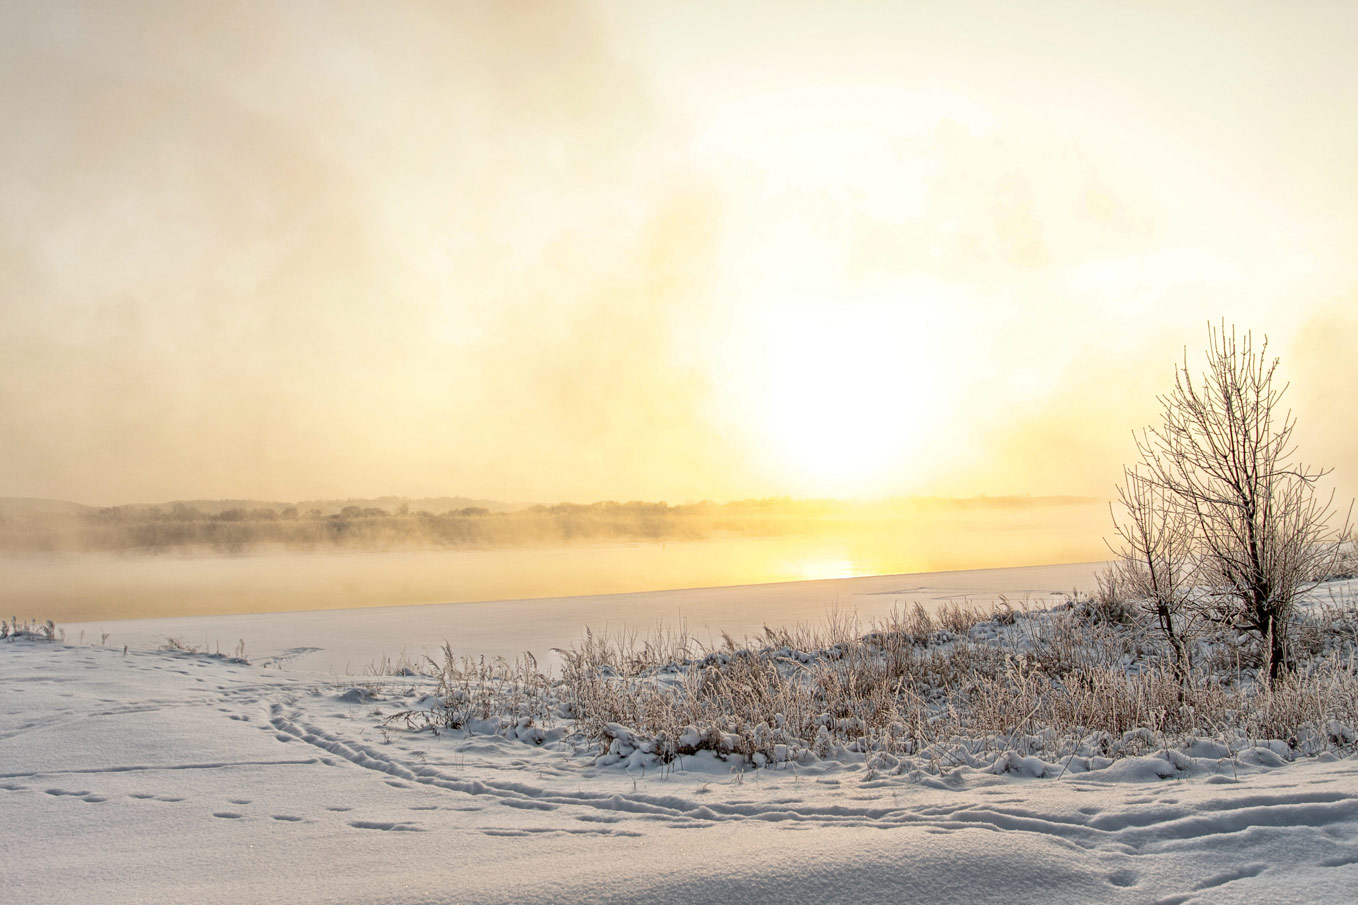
left=4, top=565, right=1357, bottom=904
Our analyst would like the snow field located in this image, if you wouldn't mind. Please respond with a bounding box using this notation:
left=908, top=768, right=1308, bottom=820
left=3, top=630, right=1357, bottom=904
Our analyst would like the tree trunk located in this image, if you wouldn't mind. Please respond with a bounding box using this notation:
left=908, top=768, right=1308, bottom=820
left=1263, top=613, right=1288, bottom=683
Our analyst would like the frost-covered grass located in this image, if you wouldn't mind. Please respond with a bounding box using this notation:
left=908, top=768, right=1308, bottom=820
left=160, top=634, right=251, bottom=664
left=386, top=580, right=1358, bottom=777
left=1, top=617, right=59, bottom=641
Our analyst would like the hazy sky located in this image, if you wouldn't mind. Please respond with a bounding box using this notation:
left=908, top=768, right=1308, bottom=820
left=2, top=0, right=1356, bottom=506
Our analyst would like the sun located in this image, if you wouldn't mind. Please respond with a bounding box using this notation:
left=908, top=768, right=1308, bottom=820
left=689, top=85, right=992, bottom=498
left=720, top=290, right=953, bottom=497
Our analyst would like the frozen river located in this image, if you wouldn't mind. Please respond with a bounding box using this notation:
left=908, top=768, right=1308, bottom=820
left=58, top=558, right=1103, bottom=674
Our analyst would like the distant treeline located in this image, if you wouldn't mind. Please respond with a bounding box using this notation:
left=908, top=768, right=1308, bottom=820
left=0, top=495, right=1096, bottom=555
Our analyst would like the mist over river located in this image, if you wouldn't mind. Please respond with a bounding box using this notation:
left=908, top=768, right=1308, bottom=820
left=3, top=503, right=1109, bottom=625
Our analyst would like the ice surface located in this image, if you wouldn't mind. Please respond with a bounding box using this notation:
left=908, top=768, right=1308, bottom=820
left=63, top=560, right=1102, bottom=674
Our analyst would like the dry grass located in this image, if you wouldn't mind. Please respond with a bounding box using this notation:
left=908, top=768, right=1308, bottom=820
left=1, top=618, right=59, bottom=642
left=384, top=644, right=557, bottom=735
left=393, top=582, right=1358, bottom=771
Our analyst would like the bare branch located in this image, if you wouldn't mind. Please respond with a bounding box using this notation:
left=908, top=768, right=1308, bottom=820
left=1109, top=320, right=1352, bottom=682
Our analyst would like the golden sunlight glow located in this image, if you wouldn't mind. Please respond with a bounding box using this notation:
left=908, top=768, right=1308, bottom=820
left=720, top=282, right=958, bottom=496
left=2, top=2, right=1356, bottom=508
left=693, top=86, right=994, bottom=497
left=786, top=556, right=864, bottom=582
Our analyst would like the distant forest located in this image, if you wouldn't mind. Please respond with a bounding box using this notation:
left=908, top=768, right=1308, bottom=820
left=0, top=495, right=1095, bottom=555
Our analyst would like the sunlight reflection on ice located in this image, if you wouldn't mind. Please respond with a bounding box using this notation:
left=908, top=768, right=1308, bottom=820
left=786, top=557, right=863, bottom=581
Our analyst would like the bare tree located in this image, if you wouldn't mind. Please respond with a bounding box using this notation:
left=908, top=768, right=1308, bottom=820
left=1132, top=322, right=1350, bottom=680
left=1108, top=465, right=1197, bottom=683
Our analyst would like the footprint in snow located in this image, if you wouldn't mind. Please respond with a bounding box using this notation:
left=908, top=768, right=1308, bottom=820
left=349, top=820, right=424, bottom=832
left=1194, top=863, right=1266, bottom=890
left=1318, top=853, right=1358, bottom=868
left=499, top=799, right=556, bottom=812
left=212, top=812, right=244, bottom=819
left=272, top=815, right=305, bottom=822
left=1107, top=869, right=1139, bottom=887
